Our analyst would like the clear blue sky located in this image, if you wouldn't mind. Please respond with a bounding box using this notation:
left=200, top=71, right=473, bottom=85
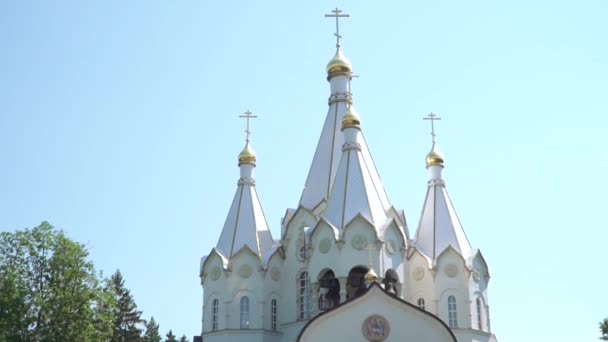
left=1, top=1, right=607, bottom=340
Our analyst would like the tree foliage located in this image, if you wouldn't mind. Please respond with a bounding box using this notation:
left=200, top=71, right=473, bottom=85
left=178, top=335, right=189, bottom=342
left=143, top=316, right=162, bottom=342
left=0, top=222, right=115, bottom=341
left=165, top=330, right=177, bottom=342
left=108, top=269, right=144, bottom=342
left=600, top=318, right=608, bottom=341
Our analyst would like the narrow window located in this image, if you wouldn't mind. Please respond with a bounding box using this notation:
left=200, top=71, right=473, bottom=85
left=417, top=298, right=425, bottom=310
left=240, top=296, right=250, bottom=328
left=299, top=271, right=311, bottom=319
left=476, top=298, right=483, bottom=330
left=271, top=299, right=278, bottom=331
left=212, top=298, right=219, bottom=331
left=448, top=295, right=458, bottom=328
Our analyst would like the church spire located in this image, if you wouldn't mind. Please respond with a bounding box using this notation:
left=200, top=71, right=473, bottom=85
left=323, top=106, right=391, bottom=229
left=299, top=10, right=390, bottom=214
left=215, top=111, right=273, bottom=259
left=414, top=114, right=472, bottom=260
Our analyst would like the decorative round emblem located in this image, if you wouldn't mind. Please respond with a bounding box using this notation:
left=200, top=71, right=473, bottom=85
left=210, top=267, right=221, bottom=281
left=385, top=240, right=396, bottom=255
left=445, top=264, right=458, bottom=278
left=472, top=269, right=481, bottom=283
left=362, top=315, right=390, bottom=341
left=413, top=267, right=425, bottom=281
left=270, top=267, right=281, bottom=281
left=239, top=264, right=253, bottom=278
left=352, top=234, right=368, bottom=250
left=319, top=238, right=331, bottom=254
left=297, top=244, right=307, bottom=261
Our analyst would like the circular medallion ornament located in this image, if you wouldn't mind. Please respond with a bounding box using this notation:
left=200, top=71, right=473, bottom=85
left=352, top=234, right=368, bottom=250
left=445, top=264, right=458, bottom=278
left=239, top=264, right=253, bottom=278
left=362, top=315, right=390, bottom=341
left=472, top=269, right=481, bottom=283
left=210, top=267, right=221, bottom=281
left=319, top=238, right=331, bottom=254
left=413, top=267, right=425, bottom=281
left=270, top=267, right=281, bottom=281
left=386, top=240, right=396, bottom=255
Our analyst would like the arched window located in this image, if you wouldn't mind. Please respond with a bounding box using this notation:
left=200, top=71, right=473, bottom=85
left=240, top=296, right=250, bottom=329
left=298, top=271, right=311, bottom=319
left=271, top=299, right=278, bottom=331
left=211, top=298, right=219, bottom=331
left=417, top=298, right=425, bottom=310
left=448, top=295, right=458, bottom=328
left=476, top=297, right=483, bottom=330
left=383, top=269, right=400, bottom=296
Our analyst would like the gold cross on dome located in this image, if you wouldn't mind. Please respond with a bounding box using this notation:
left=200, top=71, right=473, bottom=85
left=239, top=110, right=257, bottom=143
left=325, top=8, right=350, bottom=48
left=423, top=113, right=442, bottom=144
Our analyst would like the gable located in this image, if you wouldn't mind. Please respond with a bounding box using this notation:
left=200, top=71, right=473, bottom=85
left=298, top=283, right=456, bottom=342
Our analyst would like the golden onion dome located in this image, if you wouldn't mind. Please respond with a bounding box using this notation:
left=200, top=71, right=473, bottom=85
left=341, top=106, right=361, bottom=129
left=364, top=267, right=378, bottom=283
left=326, top=48, right=352, bottom=75
left=238, top=143, right=256, bottom=166
left=426, top=144, right=444, bottom=168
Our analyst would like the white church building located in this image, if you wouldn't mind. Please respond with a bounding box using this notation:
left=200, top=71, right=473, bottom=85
left=199, top=9, right=497, bottom=342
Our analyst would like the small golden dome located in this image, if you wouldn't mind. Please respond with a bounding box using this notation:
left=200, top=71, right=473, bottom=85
left=238, top=143, right=256, bottom=165
left=364, top=267, right=378, bottom=283
left=341, top=106, right=361, bottom=129
left=426, top=144, right=444, bottom=168
left=326, top=49, right=352, bottom=75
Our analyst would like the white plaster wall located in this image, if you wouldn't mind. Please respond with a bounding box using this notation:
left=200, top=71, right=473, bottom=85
left=435, top=249, right=471, bottom=330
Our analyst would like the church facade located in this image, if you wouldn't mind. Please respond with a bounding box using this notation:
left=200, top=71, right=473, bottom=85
left=199, top=10, right=497, bottom=342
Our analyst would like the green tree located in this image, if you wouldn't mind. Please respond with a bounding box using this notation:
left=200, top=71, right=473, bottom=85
left=109, top=269, right=144, bottom=342
left=0, top=222, right=115, bottom=341
left=165, top=330, right=177, bottom=342
left=178, top=335, right=188, bottom=342
left=143, top=316, right=162, bottom=342
left=600, top=318, right=608, bottom=341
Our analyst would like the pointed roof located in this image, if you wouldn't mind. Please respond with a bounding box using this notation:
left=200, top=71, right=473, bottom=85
left=215, top=144, right=274, bottom=259
left=299, top=98, right=346, bottom=210
left=414, top=149, right=472, bottom=260
left=299, top=73, right=390, bottom=213
left=323, top=107, right=391, bottom=229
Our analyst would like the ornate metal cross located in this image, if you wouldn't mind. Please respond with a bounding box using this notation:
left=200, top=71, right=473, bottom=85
left=325, top=8, right=350, bottom=48
left=239, top=110, right=257, bottom=143
left=423, top=112, right=442, bottom=144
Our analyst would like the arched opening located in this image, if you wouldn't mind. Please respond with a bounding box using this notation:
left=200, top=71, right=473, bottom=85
left=447, top=295, right=458, bottom=328
left=346, top=266, right=368, bottom=300
left=382, top=269, right=400, bottom=297
left=318, top=269, right=340, bottom=311
left=271, top=298, right=278, bottom=331
left=476, top=297, right=483, bottom=331
left=240, top=296, right=250, bottom=329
